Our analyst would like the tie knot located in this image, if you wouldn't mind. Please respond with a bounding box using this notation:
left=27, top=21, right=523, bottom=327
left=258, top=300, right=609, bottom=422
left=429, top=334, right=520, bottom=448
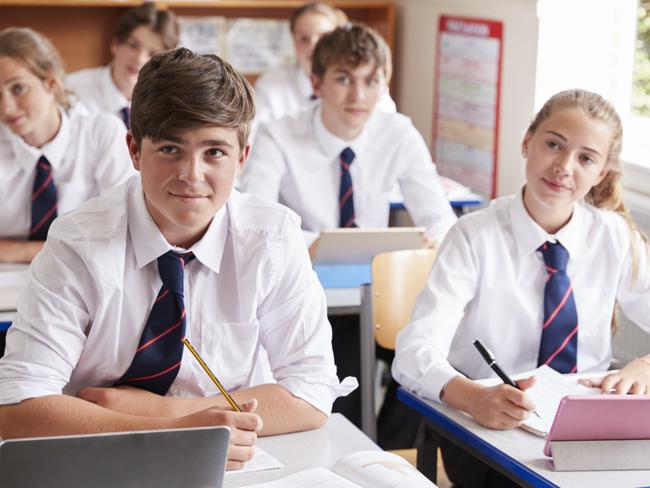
left=340, top=147, right=355, bottom=166
left=538, top=241, right=569, bottom=271
left=157, top=251, right=194, bottom=295
left=37, top=155, right=52, bottom=171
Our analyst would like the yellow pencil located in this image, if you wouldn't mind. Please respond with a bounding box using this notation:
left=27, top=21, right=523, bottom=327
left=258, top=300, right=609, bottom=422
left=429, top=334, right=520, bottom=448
left=181, top=337, right=242, bottom=412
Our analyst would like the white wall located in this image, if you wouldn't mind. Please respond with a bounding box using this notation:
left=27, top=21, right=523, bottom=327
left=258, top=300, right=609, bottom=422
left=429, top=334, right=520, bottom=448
left=394, top=0, right=538, bottom=196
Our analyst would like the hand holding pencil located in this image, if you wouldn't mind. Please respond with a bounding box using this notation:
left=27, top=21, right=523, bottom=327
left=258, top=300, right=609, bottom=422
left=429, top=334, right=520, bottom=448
left=180, top=336, right=262, bottom=470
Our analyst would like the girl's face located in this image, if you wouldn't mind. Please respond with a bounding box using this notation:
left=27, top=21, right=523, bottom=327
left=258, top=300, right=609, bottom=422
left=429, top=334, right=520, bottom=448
left=0, top=56, right=60, bottom=147
left=293, top=12, right=337, bottom=75
left=522, top=108, right=612, bottom=231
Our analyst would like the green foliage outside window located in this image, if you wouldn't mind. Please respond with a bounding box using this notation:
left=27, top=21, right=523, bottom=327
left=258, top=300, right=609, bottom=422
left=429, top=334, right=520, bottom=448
left=633, top=2, right=650, bottom=115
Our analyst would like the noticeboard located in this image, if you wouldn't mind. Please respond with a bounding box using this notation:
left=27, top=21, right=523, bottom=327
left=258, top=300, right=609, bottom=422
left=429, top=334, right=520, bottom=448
left=432, top=15, right=503, bottom=198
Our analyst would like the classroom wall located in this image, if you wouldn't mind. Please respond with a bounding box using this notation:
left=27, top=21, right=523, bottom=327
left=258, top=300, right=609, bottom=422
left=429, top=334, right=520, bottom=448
left=393, top=0, right=538, bottom=197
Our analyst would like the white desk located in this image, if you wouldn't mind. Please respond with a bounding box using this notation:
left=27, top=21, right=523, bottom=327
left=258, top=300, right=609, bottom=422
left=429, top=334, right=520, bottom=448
left=0, top=264, right=28, bottom=332
left=223, top=413, right=379, bottom=487
left=398, top=388, right=650, bottom=488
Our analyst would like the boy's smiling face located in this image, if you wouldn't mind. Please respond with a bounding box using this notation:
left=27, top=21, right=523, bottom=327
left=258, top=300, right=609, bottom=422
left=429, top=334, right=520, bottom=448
left=312, top=61, right=386, bottom=140
left=128, top=125, right=249, bottom=248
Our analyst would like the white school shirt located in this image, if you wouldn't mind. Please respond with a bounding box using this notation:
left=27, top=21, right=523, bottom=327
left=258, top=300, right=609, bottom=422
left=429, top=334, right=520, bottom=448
left=392, top=190, right=650, bottom=403
left=0, top=103, right=134, bottom=239
left=67, top=65, right=129, bottom=118
left=240, top=104, right=457, bottom=246
left=0, top=175, right=354, bottom=414
left=252, top=64, right=397, bottom=139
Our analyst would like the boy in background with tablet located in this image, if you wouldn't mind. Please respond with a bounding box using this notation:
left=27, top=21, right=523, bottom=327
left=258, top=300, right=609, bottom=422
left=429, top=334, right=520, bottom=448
left=0, top=48, right=353, bottom=469
left=240, top=23, right=455, bottom=444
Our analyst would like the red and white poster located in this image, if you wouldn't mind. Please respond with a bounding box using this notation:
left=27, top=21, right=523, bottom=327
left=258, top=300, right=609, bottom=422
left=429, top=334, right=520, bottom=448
left=432, top=15, right=503, bottom=198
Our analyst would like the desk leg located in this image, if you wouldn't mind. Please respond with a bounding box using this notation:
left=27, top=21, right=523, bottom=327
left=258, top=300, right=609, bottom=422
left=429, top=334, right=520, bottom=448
left=359, top=283, right=377, bottom=441
left=417, top=422, right=438, bottom=483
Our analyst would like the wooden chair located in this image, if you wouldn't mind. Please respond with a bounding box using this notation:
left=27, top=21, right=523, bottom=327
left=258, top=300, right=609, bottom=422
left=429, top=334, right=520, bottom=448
left=372, top=248, right=437, bottom=351
left=359, top=249, right=437, bottom=439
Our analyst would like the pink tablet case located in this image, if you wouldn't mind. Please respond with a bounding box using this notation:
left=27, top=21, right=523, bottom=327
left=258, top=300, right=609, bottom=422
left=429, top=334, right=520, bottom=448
left=543, top=395, right=650, bottom=457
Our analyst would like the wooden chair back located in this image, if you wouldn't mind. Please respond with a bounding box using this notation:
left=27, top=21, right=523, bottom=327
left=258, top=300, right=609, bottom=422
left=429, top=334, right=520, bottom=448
left=371, top=248, right=437, bottom=350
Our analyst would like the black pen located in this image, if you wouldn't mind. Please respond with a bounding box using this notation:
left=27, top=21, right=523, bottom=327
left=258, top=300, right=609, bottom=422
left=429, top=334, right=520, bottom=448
left=473, top=339, right=540, bottom=418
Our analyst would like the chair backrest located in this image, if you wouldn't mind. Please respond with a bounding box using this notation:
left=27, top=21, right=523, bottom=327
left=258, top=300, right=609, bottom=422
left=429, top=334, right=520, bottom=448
left=371, top=248, right=437, bottom=350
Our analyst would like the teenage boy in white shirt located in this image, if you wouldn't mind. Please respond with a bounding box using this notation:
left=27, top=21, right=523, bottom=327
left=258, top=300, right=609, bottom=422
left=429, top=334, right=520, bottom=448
left=253, top=1, right=395, bottom=138
left=240, top=23, right=455, bottom=445
left=241, top=23, right=456, bottom=254
left=0, top=48, right=353, bottom=470
left=67, top=2, right=179, bottom=128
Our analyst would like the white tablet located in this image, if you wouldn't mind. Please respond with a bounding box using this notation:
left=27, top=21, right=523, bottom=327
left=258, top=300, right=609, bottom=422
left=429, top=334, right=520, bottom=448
left=314, top=227, right=426, bottom=264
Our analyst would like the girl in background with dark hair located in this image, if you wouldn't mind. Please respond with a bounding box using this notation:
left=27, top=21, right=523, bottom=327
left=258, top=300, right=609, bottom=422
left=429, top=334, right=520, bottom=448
left=67, top=2, right=179, bottom=128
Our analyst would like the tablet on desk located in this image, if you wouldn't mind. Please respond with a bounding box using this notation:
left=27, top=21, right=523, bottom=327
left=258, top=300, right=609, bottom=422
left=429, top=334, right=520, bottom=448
left=0, top=426, right=230, bottom=488
left=543, top=395, right=650, bottom=457
left=313, top=227, right=425, bottom=264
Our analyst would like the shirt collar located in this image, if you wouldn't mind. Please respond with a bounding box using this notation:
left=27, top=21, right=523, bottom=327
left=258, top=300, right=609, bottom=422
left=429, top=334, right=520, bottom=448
left=295, top=66, right=313, bottom=101
left=313, top=104, right=368, bottom=162
left=103, top=65, right=130, bottom=113
left=127, top=177, right=228, bottom=273
left=11, top=106, right=69, bottom=171
left=510, top=186, right=586, bottom=260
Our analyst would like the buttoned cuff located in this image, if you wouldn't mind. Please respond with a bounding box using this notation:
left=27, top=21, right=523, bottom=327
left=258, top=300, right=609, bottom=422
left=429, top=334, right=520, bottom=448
left=421, top=362, right=463, bottom=404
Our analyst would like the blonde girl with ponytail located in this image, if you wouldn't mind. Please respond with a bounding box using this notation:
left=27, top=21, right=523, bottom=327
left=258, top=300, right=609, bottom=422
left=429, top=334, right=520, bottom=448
left=392, top=89, right=650, bottom=487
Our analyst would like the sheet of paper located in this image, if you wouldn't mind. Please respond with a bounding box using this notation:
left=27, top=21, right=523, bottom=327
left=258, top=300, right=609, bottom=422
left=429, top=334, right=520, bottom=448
left=0, top=263, right=29, bottom=288
left=225, top=447, right=283, bottom=476
left=177, top=16, right=226, bottom=55
left=0, top=287, right=20, bottom=312
left=242, top=467, right=360, bottom=488
left=226, top=18, right=294, bottom=73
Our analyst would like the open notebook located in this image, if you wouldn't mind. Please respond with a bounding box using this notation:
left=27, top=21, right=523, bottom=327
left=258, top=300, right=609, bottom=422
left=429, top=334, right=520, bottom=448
left=243, top=450, right=437, bottom=488
left=477, top=365, right=601, bottom=436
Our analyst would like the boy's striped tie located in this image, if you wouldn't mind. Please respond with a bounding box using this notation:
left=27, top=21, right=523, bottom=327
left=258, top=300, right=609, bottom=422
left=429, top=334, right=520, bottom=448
left=119, top=106, right=131, bottom=129
left=537, top=241, right=578, bottom=373
left=115, top=251, right=195, bottom=394
left=29, top=155, right=58, bottom=241
left=339, top=147, right=357, bottom=228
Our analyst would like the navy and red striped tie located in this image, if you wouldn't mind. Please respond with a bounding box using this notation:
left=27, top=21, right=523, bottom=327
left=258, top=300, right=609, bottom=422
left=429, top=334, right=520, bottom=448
left=119, top=106, right=131, bottom=129
left=537, top=241, right=578, bottom=373
left=339, top=147, right=356, bottom=228
left=29, top=155, right=58, bottom=241
left=116, top=251, right=195, bottom=394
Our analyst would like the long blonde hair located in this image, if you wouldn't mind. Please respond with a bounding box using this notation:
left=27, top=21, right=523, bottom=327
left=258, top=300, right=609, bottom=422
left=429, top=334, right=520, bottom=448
left=528, top=89, right=647, bottom=333
left=0, top=27, right=71, bottom=109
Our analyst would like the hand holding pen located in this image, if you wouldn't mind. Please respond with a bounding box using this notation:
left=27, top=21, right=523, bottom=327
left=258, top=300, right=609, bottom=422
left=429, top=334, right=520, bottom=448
left=473, top=339, right=541, bottom=419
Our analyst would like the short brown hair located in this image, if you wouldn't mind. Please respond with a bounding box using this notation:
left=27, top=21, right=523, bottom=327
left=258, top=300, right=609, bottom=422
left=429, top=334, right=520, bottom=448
left=311, top=22, right=389, bottom=78
left=290, top=2, right=348, bottom=33
left=114, top=2, right=179, bottom=50
left=130, top=48, right=255, bottom=149
left=0, top=27, right=71, bottom=108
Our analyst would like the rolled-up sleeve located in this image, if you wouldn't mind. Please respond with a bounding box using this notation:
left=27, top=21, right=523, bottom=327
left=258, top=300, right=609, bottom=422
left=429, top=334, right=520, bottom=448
left=392, top=222, right=478, bottom=402
left=257, top=217, right=356, bottom=415
left=0, top=221, right=92, bottom=405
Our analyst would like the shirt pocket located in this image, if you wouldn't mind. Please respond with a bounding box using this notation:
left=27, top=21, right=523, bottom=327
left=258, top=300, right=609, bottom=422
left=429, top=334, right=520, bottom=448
left=358, top=189, right=391, bottom=226
left=198, top=321, right=260, bottom=393
left=577, top=320, right=612, bottom=372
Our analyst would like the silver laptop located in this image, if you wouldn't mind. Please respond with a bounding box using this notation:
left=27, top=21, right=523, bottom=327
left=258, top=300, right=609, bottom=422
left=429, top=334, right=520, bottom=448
left=0, top=426, right=230, bottom=488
